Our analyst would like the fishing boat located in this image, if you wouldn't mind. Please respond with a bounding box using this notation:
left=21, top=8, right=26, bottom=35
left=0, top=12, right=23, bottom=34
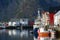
left=33, top=9, right=56, bottom=40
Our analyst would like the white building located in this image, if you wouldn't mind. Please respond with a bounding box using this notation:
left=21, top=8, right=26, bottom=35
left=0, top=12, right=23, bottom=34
left=20, top=18, right=29, bottom=26
left=8, top=18, right=29, bottom=27
left=42, top=12, right=49, bottom=25
left=54, top=11, right=60, bottom=25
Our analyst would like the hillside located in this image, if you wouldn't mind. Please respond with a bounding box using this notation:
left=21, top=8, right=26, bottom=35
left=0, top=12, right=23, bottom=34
left=0, top=0, right=39, bottom=21
left=0, top=0, right=60, bottom=21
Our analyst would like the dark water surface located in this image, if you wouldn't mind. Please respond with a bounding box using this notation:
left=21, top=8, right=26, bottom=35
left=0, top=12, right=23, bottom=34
left=0, top=29, right=33, bottom=40
left=0, top=29, right=60, bottom=40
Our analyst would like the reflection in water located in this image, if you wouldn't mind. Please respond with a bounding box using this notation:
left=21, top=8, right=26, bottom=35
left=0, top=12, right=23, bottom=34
left=8, top=30, right=17, bottom=36
left=20, top=30, right=28, bottom=37
left=8, top=30, right=11, bottom=35
left=8, top=30, right=29, bottom=37
left=0, top=29, right=33, bottom=40
left=13, top=30, right=16, bottom=35
left=0, top=29, right=60, bottom=40
left=34, top=37, right=56, bottom=40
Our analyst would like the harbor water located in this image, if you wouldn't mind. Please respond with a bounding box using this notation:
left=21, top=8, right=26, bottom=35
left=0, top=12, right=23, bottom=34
left=0, top=29, right=60, bottom=40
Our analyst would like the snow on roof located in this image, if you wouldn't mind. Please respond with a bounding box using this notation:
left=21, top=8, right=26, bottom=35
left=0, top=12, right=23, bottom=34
left=55, top=10, right=60, bottom=16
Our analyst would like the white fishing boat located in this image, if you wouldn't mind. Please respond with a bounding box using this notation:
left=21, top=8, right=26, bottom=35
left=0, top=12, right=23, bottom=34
left=33, top=9, right=49, bottom=39
left=33, top=9, right=42, bottom=29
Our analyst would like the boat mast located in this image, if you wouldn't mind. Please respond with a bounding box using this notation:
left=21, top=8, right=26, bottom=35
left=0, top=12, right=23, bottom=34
left=37, top=9, right=41, bottom=19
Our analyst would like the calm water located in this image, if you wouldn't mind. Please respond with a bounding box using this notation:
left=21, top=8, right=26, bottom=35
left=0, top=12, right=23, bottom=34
left=0, top=29, right=60, bottom=40
left=0, top=29, right=33, bottom=40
